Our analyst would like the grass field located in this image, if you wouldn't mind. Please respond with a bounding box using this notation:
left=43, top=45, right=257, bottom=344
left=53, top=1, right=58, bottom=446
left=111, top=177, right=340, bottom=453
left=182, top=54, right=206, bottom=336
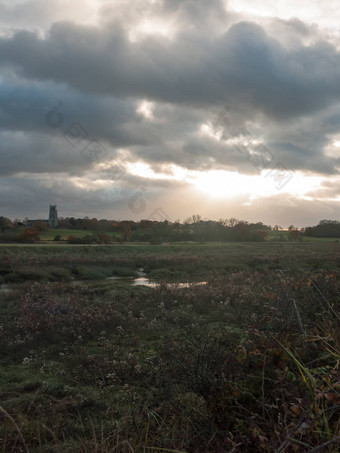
left=1, top=242, right=340, bottom=452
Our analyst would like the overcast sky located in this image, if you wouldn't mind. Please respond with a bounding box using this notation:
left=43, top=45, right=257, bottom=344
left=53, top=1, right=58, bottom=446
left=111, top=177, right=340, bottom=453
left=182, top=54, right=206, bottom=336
left=1, top=0, right=340, bottom=227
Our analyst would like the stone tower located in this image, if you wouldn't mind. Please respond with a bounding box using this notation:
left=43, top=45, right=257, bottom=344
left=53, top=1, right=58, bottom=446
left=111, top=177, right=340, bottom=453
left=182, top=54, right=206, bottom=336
left=48, top=204, right=58, bottom=228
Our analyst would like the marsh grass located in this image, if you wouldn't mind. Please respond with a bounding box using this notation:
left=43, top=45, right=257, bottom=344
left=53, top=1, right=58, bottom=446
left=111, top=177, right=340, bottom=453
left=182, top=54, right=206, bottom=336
left=0, top=244, right=340, bottom=451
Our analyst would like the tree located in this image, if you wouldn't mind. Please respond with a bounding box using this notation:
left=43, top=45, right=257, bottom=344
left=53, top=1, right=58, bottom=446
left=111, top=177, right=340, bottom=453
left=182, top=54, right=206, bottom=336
left=32, top=221, right=48, bottom=233
left=98, top=234, right=112, bottom=244
left=19, top=228, right=40, bottom=243
left=288, top=229, right=302, bottom=242
left=0, top=216, right=13, bottom=232
left=184, top=214, right=202, bottom=224
left=228, top=218, right=239, bottom=227
left=318, top=219, right=339, bottom=226
left=304, top=220, right=340, bottom=238
left=119, top=221, right=132, bottom=241
left=252, top=230, right=269, bottom=241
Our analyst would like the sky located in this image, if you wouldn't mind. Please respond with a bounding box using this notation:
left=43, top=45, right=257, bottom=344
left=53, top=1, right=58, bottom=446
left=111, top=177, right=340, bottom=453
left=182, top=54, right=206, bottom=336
left=0, top=0, right=340, bottom=227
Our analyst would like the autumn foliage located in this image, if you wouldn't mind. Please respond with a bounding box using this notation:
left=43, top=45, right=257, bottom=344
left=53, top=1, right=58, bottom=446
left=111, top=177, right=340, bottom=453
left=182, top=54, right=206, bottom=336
left=19, top=227, right=40, bottom=243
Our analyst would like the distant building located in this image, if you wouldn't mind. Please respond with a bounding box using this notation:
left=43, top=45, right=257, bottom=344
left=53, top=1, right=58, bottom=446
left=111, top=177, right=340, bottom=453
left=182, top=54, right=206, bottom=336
left=26, top=204, right=58, bottom=228
left=49, top=205, right=58, bottom=228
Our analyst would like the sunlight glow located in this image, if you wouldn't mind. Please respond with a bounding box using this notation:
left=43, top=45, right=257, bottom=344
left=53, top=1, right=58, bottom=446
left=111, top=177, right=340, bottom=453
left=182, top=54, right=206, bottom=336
left=229, top=0, right=340, bottom=33
left=126, top=162, right=185, bottom=181
left=63, top=159, right=336, bottom=209
left=324, top=137, right=340, bottom=159
left=200, top=123, right=224, bottom=140
left=137, top=100, right=155, bottom=120
left=123, top=161, right=324, bottom=202
left=192, top=170, right=322, bottom=200
left=129, top=18, right=174, bottom=42
left=69, top=176, right=108, bottom=190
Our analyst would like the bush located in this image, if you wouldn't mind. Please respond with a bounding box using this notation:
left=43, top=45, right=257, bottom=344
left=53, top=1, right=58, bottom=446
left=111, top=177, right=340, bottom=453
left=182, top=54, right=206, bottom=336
left=97, top=234, right=112, bottom=244
left=149, top=237, right=163, bottom=245
left=19, top=228, right=40, bottom=243
left=73, top=266, right=112, bottom=280
left=5, top=267, right=51, bottom=282
left=111, top=267, right=137, bottom=277
left=0, top=232, right=21, bottom=243
left=47, top=266, right=72, bottom=281
left=149, top=268, right=173, bottom=279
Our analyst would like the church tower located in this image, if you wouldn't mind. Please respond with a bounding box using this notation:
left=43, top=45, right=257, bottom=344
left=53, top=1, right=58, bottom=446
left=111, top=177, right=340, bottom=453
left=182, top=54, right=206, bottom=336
left=48, top=204, right=58, bottom=228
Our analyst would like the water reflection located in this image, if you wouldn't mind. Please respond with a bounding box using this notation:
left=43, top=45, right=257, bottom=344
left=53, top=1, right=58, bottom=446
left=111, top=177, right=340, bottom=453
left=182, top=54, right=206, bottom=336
left=133, top=278, right=207, bottom=288
left=0, top=284, right=10, bottom=293
left=106, top=276, right=207, bottom=288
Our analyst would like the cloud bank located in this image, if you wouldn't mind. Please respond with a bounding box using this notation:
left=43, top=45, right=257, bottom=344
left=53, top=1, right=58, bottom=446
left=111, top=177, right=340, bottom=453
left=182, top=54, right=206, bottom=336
left=0, top=0, right=339, bottom=226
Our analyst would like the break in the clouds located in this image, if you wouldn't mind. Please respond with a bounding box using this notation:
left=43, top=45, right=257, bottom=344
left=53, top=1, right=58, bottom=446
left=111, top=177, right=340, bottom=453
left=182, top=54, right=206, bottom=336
left=0, top=0, right=340, bottom=226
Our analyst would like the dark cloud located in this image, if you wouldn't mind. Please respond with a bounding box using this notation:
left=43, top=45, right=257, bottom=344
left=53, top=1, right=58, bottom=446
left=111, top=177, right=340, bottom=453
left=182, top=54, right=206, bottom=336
left=1, top=19, right=340, bottom=117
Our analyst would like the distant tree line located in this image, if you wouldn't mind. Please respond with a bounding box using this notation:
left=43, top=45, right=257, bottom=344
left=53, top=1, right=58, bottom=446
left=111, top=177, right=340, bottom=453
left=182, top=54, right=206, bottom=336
left=0, top=215, right=272, bottom=243
left=128, top=217, right=272, bottom=243
left=57, top=216, right=273, bottom=243
left=0, top=215, right=339, bottom=243
left=57, top=217, right=118, bottom=231
left=304, top=220, right=340, bottom=238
